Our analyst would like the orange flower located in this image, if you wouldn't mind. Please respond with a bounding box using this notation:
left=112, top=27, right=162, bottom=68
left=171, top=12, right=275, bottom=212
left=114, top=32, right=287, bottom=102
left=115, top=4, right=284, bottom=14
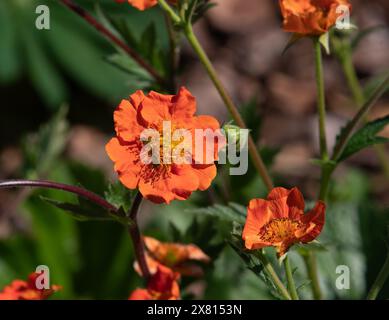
left=0, top=272, right=61, bottom=300
left=242, top=187, right=325, bottom=257
left=129, top=265, right=180, bottom=300
left=134, top=236, right=210, bottom=277
left=106, top=87, right=223, bottom=204
left=115, top=0, right=176, bottom=11
left=279, top=0, right=351, bottom=35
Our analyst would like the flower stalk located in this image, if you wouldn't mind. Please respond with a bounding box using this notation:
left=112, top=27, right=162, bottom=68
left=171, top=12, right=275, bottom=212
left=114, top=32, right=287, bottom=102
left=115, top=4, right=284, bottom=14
left=367, top=251, right=389, bottom=300
left=303, top=251, right=323, bottom=300
left=314, top=39, right=329, bottom=163
left=256, top=251, right=292, bottom=300
left=284, top=255, right=299, bottom=300
left=180, top=15, right=274, bottom=191
left=128, top=192, right=151, bottom=280
left=309, top=38, right=328, bottom=300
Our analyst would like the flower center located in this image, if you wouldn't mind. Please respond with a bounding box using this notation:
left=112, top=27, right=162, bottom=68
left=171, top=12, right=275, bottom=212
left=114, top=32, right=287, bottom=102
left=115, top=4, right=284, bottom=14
left=259, top=218, right=302, bottom=243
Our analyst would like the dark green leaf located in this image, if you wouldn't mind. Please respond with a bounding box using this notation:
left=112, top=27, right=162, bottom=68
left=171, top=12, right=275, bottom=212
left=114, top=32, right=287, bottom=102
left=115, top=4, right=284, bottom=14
left=22, top=28, right=67, bottom=109
left=22, top=105, right=69, bottom=179
left=104, top=181, right=135, bottom=213
left=0, top=1, right=21, bottom=82
left=187, top=203, right=246, bottom=225
left=41, top=196, right=115, bottom=222
left=338, top=115, right=389, bottom=162
left=105, top=53, right=153, bottom=83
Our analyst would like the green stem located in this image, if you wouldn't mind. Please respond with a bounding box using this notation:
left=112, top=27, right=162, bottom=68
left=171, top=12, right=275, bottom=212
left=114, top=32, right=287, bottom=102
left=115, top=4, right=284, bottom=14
left=257, top=251, right=292, bottom=300
left=158, top=0, right=181, bottom=24
left=182, top=22, right=274, bottom=191
left=367, top=252, right=389, bottom=300
left=303, top=252, right=323, bottom=300
left=319, top=164, right=334, bottom=201
left=284, top=255, right=299, bottom=300
left=158, top=0, right=274, bottom=191
left=340, top=48, right=365, bottom=107
left=314, top=39, right=329, bottom=162
left=307, top=38, right=327, bottom=300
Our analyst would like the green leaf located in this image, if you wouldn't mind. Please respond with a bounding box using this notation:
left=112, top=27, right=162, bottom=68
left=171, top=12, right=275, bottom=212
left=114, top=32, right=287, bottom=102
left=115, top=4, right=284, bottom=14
left=22, top=28, right=67, bottom=109
left=294, top=241, right=328, bottom=256
left=22, top=105, right=69, bottom=179
left=105, top=53, right=153, bottom=84
left=186, top=0, right=217, bottom=23
left=187, top=203, right=246, bottom=225
left=228, top=234, right=264, bottom=277
left=0, top=1, right=21, bottom=83
left=104, top=181, right=135, bottom=213
left=228, top=223, right=282, bottom=299
left=41, top=196, right=114, bottom=222
left=47, top=10, right=135, bottom=101
left=338, top=115, right=389, bottom=162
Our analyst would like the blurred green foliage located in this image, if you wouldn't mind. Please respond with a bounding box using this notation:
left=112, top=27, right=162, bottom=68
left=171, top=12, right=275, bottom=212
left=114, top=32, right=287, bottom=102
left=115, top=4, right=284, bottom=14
left=0, top=0, right=169, bottom=109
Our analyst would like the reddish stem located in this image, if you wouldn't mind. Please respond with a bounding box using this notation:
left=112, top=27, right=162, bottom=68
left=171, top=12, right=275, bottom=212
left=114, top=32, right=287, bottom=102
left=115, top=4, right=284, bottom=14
left=0, top=179, right=117, bottom=212
left=59, top=0, right=166, bottom=86
left=0, top=179, right=151, bottom=281
left=128, top=192, right=151, bottom=280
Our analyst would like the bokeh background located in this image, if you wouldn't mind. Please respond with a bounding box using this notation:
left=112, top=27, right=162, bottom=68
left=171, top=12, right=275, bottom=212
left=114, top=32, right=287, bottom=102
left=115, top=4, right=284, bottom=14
left=0, top=0, right=389, bottom=299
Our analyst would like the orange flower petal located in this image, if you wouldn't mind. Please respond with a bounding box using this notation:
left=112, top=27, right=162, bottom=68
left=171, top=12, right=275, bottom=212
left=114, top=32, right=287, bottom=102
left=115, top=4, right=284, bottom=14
left=299, top=201, right=326, bottom=243
left=279, top=0, right=352, bottom=35
left=105, top=138, right=141, bottom=189
left=243, top=188, right=326, bottom=255
left=139, top=236, right=210, bottom=277
left=191, top=164, right=217, bottom=191
left=0, top=273, right=60, bottom=300
left=139, top=92, right=173, bottom=127
left=138, top=165, right=199, bottom=204
left=128, top=288, right=153, bottom=300
left=242, top=199, right=273, bottom=248
left=171, top=87, right=197, bottom=123
left=107, top=87, right=221, bottom=204
left=114, top=95, right=146, bottom=142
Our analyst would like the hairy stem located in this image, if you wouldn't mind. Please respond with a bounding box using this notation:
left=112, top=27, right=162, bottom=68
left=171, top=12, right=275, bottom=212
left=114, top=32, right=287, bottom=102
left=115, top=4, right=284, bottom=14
left=314, top=39, right=329, bottom=162
left=284, top=255, right=299, bottom=300
left=183, top=22, right=274, bottom=191
left=303, top=252, right=323, bottom=300
left=309, top=39, right=327, bottom=300
left=59, top=0, right=165, bottom=86
left=257, top=251, right=292, bottom=300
